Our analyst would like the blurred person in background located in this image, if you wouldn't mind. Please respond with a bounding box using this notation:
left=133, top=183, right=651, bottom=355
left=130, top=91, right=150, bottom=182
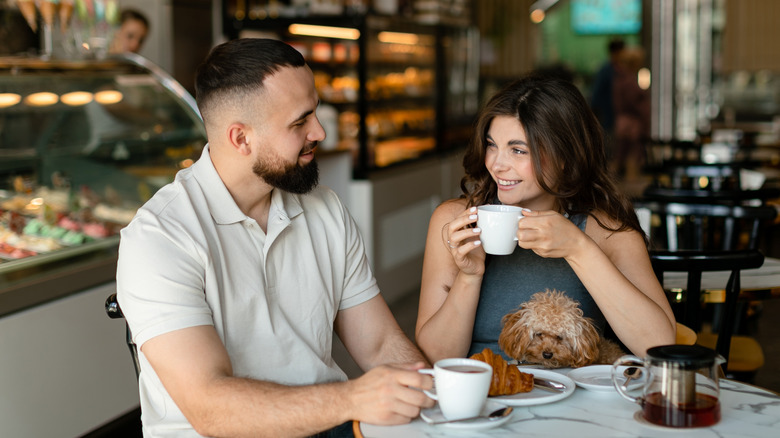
left=590, top=39, right=625, bottom=160
left=110, top=8, right=148, bottom=54
left=612, top=46, right=650, bottom=183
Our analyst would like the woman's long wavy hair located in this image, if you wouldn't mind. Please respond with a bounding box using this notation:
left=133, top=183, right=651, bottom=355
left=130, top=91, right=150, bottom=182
left=461, top=74, right=643, bottom=236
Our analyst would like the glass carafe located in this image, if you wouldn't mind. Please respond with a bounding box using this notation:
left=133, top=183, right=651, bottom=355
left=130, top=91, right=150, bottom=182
left=612, top=344, right=725, bottom=428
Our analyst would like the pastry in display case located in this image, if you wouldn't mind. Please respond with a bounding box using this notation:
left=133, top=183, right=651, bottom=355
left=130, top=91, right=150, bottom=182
left=0, top=53, right=206, bottom=312
left=224, top=9, right=478, bottom=176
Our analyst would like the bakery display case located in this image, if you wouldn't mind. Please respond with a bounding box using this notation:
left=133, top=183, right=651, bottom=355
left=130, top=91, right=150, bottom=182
left=224, top=8, right=478, bottom=302
left=0, top=53, right=206, bottom=316
left=224, top=10, right=479, bottom=177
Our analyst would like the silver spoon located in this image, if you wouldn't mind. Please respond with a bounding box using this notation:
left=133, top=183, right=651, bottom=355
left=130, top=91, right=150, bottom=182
left=430, top=406, right=513, bottom=425
left=622, top=367, right=643, bottom=390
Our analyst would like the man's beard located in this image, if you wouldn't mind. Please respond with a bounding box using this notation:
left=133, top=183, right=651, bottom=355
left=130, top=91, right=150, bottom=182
left=253, top=151, right=319, bottom=194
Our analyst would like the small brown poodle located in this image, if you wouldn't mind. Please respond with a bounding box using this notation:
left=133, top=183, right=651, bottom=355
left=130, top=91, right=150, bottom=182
left=498, top=289, right=625, bottom=368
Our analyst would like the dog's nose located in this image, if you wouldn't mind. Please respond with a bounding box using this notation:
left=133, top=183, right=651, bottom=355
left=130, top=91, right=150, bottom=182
left=543, top=351, right=553, bottom=359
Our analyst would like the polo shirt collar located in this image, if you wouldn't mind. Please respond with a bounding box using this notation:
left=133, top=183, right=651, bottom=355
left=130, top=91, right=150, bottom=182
left=192, top=145, right=304, bottom=225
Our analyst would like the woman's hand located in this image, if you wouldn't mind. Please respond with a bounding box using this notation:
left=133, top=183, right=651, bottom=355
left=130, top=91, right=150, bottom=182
left=441, top=206, right=486, bottom=276
left=515, top=210, right=587, bottom=259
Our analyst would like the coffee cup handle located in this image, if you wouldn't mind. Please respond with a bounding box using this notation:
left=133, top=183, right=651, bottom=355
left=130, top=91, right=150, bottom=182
left=513, top=214, right=524, bottom=242
left=418, top=368, right=438, bottom=400
left=612, top=355, right=643, bottom=403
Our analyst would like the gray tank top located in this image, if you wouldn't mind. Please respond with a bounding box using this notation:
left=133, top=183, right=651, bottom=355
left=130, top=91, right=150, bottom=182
left=468, top=213, right=607, bottom=359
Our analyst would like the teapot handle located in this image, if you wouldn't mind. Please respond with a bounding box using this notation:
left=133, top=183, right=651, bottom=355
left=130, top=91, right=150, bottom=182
left=612, top=355, right=644, bottom=403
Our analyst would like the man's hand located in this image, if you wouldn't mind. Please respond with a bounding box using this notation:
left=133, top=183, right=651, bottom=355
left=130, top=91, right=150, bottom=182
left=346, top=362, right=434, bottom=425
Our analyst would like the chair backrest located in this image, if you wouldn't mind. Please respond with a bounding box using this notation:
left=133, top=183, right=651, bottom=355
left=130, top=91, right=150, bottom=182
left=650, top=249, right=765, bottom=373
left=668, top=164, right=739, bottom=191
left=634, top=200, right=777, bottom=251
left=105, top=293, right=141, bottom=379
left=642, top=186, right=780, bottom=206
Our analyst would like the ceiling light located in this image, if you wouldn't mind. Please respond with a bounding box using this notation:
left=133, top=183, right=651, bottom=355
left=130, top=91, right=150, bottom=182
left=0, top=93, right=22, bottom=108
left=378, top=31, right=419, bottom=45
left=95, top=90, right=124, bottom=105
left=288, top=24, right=360, bottom=40
left=25, top=92, right=58, bottom=107
left=61, top=91, right=94, bottom=106
left=530, top=9, right=546, bottom=23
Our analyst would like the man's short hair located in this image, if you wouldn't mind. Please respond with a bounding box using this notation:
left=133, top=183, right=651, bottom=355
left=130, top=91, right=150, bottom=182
left=194, top=38, right=306, bottom=123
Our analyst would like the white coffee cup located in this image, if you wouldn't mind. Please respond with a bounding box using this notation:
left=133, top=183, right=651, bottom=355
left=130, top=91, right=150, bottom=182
left=477, top=205, right=524, bottom=255
left=418, top=358, right=493, bottom=420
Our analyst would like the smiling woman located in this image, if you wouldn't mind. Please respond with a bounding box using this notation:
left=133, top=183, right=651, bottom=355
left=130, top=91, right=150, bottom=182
left=416, top=74, right=676, bottom=366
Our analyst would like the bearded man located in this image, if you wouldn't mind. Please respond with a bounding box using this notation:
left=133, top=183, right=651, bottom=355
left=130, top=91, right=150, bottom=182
left=117, top=38, right=433, bottom=438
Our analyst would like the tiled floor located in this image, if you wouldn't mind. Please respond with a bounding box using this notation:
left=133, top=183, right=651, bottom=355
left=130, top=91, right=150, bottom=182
left=335, top=289, right=780, bottom=394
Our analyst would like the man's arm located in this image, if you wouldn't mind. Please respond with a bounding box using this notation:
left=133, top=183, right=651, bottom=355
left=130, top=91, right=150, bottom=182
left=335, top=294, right=429, bottom=370
left=142, top=320, right=433, bottom=438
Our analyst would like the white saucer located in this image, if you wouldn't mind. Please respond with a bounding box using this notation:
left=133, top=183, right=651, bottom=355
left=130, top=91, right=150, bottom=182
left=420, top=399, right=513, bottom=430
left=489, top=368, right=576, bottom=406
left=567, top=365, right=644, bottom=392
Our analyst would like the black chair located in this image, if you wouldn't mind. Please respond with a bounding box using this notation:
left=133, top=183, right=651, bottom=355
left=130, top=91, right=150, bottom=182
left=666, top=163, right=740, bottom=191
left=650, top=250, right=765, bottom=377
left=105, top=293, right=140, bottom=379
left=641, top=186, right=780, bottom=207
left=633, top=200, right=777, bottom=252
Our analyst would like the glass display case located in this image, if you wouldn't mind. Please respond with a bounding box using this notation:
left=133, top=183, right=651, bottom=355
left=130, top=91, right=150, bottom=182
left=0, top=53, right=206, bottom=315
left=224, top=11, right=479, bottom=177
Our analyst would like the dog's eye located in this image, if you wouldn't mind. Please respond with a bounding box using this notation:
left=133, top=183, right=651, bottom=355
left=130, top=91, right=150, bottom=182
left=556, top=335, right=563, bottom=341
left=534, top=332, right=542, bottom=338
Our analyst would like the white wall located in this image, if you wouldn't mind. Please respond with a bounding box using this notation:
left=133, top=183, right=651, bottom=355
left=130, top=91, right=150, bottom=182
left=0, top=283, right=139, bottom=438
left=348, top=151, right=464, bottom=304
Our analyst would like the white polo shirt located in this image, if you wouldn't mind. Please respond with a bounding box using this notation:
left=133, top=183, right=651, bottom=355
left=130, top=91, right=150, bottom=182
left=116, top=146, right=379, bottom=436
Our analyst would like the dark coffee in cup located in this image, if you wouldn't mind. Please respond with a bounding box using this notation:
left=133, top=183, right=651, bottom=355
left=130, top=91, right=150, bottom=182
left=442, top=365, right=488, bottom=373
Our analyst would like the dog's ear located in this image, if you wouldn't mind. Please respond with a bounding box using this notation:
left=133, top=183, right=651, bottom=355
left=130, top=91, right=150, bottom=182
left=499, top=307, right=533, bottom=360
left=569, top=316, right=601, bottom=367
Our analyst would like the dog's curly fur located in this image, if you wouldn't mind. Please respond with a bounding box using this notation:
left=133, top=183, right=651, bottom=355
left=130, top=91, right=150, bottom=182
left=498, top=289, right=625, bottom=368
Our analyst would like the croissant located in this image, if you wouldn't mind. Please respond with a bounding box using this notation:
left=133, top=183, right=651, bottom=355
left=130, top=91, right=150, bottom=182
left=470, top=348, right=534, bottom=396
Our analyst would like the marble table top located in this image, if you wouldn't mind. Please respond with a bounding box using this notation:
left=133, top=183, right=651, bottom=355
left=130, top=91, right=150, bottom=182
left=358, top=375, right=780, bottom=437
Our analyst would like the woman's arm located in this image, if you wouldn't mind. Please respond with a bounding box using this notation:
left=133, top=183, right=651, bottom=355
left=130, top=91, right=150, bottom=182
left=516, top=210, right=676, bottom=355
left=416, top=200, right=486, bottom=362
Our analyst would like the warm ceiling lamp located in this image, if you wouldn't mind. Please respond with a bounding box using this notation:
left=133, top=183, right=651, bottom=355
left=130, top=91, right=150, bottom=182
left=530, top=9, right=546, bottom=23
left=0, top=93, right=21, bottom=108
left=530, top=0, right=559, bottom=23
left=24, top=92, right=58, bottom=107
left=378, top=31, right=419, bottom=45
left=61, top=91, right=94, bottom=106
left=95, top=90, right=124, bottom=105
left=638, top=68, right=651, bottom=90
left=288, top=24, right=360, bottom=40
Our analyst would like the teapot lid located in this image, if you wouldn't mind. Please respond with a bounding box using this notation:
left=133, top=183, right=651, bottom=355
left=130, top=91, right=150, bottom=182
left=646, top=344, right=719, bottom=369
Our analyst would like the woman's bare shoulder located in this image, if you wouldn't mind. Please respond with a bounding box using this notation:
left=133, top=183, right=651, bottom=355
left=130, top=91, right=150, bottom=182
left=586, top=209, right=644, bottom=245
left=433, top=198, right=469, bottom=220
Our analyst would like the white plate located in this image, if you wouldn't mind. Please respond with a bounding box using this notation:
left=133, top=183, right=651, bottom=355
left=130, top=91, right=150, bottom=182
left=567, top=365, right=644, bottom=392
left=420, top=399, right=513, bottom=430
left=488, top=368, right=575, bottom=406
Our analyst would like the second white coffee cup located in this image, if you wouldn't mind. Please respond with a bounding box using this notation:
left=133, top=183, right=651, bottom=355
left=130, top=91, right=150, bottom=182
left=477, top=205, right=524, bottom=255
left=418, top=358, right=493, bottom=420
